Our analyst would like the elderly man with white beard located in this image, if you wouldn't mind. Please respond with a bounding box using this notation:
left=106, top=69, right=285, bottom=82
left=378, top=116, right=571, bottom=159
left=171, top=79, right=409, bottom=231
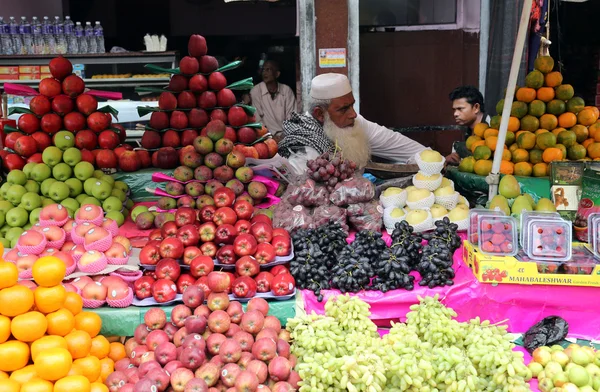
left=279, top=73, right=439, bottom=170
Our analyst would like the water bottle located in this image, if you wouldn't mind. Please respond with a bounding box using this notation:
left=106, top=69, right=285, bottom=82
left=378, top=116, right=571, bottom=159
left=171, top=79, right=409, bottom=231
left=54, top=16, right=67, bottom=54
left=93, top=21, right=104, bottom=54
left=0, top=17, right=13, bottom=55
left=20, top=17, right=33, bottom=54
left=64, top=16, right=77, bottom=54
left=84, top=21, right=96, bottom=54
left=9, top=17, right=23, bottom=54
left=31, top=17, right=43, bottom=54
left=42, top=16, right=56, bottom=54
left=75, top=22, right=86, bottom=54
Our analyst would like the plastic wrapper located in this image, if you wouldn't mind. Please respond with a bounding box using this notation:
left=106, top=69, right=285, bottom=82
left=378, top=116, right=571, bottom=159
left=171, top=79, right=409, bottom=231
left=347, top=201, right=383, bottom=232
left=329, top=176, right=375, bottom=206
left=523, top=316, right=569, bottom=353
left=273, top=204, right=313, bottom=232
left=284, top=178, right=330, bottom=207
left=312, top=205, right=348, bottom=232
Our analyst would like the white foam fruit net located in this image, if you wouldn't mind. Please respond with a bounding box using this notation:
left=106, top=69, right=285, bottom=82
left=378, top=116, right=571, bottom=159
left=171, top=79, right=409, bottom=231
left=406, top=192, right=435, bottom=210
left=414, top=152, right=445, bottom=175
left=435, top=191, right=460, bottom=210
left=412, top=172, right=443, bottom=191
left=380, top=189, right=407, bottom=209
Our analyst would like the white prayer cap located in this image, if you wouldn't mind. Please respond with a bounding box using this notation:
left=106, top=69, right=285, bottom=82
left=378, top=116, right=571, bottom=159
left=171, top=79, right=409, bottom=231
left=310, top=73, right=352, bottom=100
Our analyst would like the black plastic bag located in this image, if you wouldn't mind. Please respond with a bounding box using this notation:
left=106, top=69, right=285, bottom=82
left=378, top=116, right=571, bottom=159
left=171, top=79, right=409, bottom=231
left=523, top=316, right=569, bottom=353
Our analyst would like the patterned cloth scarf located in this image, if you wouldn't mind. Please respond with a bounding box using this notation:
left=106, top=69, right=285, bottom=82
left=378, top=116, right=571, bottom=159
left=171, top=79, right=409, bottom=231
left=278, top=112, right=334, bottom=158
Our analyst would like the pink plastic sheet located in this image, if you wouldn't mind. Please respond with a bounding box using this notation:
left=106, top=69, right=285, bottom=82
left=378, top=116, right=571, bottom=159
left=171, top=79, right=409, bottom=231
left=303, top=243, right=600, bottom=341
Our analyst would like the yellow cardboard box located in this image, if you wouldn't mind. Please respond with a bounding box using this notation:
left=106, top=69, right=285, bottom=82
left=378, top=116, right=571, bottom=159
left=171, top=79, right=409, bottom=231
left=463, top=240, right=600, bottom=287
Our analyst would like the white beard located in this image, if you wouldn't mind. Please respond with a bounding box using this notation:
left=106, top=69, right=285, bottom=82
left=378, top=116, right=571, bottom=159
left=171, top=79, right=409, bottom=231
left=323, top=115, right=371, bottom=169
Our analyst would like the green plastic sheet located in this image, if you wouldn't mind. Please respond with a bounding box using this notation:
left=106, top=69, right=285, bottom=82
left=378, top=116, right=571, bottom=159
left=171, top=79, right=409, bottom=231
left=113, top=168, right=173, bottom=202
left=92, top=298, right=296, bottom=337
left=446, top=167, right=551, bottom=207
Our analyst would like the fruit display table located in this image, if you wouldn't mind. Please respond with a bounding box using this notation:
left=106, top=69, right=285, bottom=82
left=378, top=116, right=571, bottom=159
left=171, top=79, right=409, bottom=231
left=91, top=297, right=296, bottom=337
left=446, top=167, right=551, bottom=205
left=301, top=245, right=600, bottom=341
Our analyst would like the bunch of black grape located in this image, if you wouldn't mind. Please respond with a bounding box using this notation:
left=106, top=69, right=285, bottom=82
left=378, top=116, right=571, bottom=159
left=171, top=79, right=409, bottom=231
left=390, top=221, right=423, bottom=268
left=371, top=245, right=415, bottom=292
left=290, top=223, right=348, bottom=301
left=306, top=151, right=357, bottom=191
left=331, top=230, right=385, bottom=293
left=417, top=218, right=461, bottom=288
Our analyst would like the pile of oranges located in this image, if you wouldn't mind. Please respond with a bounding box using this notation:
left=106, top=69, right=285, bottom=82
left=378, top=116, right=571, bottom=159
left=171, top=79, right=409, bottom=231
left=0, top=250, right=126, bottom=392
left=459, top=55, right=600, bottom=177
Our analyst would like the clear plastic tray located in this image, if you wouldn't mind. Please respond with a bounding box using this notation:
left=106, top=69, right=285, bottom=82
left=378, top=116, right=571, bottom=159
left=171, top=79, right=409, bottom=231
left=564, top=248, right=598, bottom=274
left=524, top=219, right=572, bottom=261
left=477, top=215, right=518, bottom=257
left=587, top=213, right=600, bottom=256
left=468, top=209, right=503, bottom=245
left=519, top=211, right=561, bottom=248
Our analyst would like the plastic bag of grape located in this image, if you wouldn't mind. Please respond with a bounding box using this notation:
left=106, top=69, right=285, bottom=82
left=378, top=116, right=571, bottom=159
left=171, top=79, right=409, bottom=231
left=273, top=203, right=314, bottom=232
left=312, top=205, right=349, bottom=232
left=347, top=201, right=383, bottom=231
left=329, top=176, right=376, bottom=206
left=284, top=178, right=330, bottom=207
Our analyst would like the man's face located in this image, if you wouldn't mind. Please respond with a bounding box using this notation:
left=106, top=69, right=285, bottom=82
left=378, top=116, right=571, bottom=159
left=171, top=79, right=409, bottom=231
left=452, top=98, right=479, bottom=126
left=262, top=62, right=279, bottom=83
left=326, top=92, right=358, bottom=128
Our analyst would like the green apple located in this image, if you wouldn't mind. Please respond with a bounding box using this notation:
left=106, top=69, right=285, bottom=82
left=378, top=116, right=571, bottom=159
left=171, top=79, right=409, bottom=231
left=106, top=211, right=125, bottom=226
left=48, top=181, right=70, bottom=202
left=20, top=192, right=42, bottom=212
left=10, top=237, right=17, bottom=248
left=0, top=238, right=9, bottom=249
left=0, top=183, right=11, bottom=200
left=0, top=201, right=12, bottom=216
left=60, top=198, right=80, bottom=213
left=5, top=207, right=29, bottom=227
left=63, top=147, right=82, bottom=167
left=42, top=146, right=63, bottom=167
left=53, top=130, right=75, bottom=150
left=64, top=207, right=74, bottom=218
left=30, top=163, right=52, bottom=183
left=40, top=178, right=57, bottom=197
left=93, top=170, right=104, bottom=179
left=92, top=180, right=112, bottom=201
left=122, top=208, right=130, bottom=219
left=103, top=196, right=123, bottom=213
left=74, top=161, right=95, bottom=181
left=0, top=225, right=10, bottom=238
left=83, top=178, right=97, bottom=195
left=6, top=170, right=27, bottom=185
left=0, top=211, right=5, bottom=228
left=22, top=162, right=37, bottom=179
left=111, top=188, right=126, bottom=203
left=7, top=184, right=27, bottom=206
left=52, top=163, right=73, bottom=181
left=24, top=180, right=40, bottom=194
left=42, top=198, right=55, bottom=207
left=5, top=227, right=24, bottom=241
left=100, top=175, right=115, bottom=187
left=29, top=208, right=42, bottom=225
left=131, top=205, right=149, bottom=222
left=113, top=181, right=129, bottom=194
left=125, top=199, right=134, bottom=210
left=76, top=194, right=88, bottom=205
left=81, top=196, right=101, bottom=207
left=65, top=178, right=83, bottom=198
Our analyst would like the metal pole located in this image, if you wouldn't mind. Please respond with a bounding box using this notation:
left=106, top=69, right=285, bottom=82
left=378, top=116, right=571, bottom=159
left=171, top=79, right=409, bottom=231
left=478, top=0, right=490, bottom=96
left=488, top=0, right=533, bottom=199
left=347, top=0, right=360, bottom=113
left=298, top=0, right=317, bottom=113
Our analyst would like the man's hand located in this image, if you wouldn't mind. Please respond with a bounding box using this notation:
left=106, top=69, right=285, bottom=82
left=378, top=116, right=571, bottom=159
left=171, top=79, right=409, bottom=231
left=445, top=152, right=461, bottom=166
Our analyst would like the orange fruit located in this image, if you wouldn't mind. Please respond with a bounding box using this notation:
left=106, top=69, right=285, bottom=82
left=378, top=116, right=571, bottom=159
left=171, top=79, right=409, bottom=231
left=473, top=122, right=489, bottom=138
left=515, top=87, right=536, bottom=103
left=74, top=312, right=102, bottom=338
left=0, top=371, right=7, bottom=380
left=558, top=112, right=577, bottom=128
left=499, top=161, right=514, bottom=175
left=536, top=132, right=557, bottom=150
left=53, top=375, right=90, bottom=392
left=502, top=149, right=512, bottom=161
left=11, top=311, right=47, bottom=342
left=9, top=364, right=37, bottom=384
left=514, top=162, right=533, bottom=177
left=99, top=358, right=114, bottom=383
left=587, top=143, right=600, bottom=159
left=73, top=356, right=101, bottom=383
left=0, top=285, right=34, bottom=317
left=91, top=382, right=109, bottom=392
left=34, top=285, right=66, bottom=314
left=90, top=335, right=110, bottom=359
left=483, top=128, right=499, bottom=139
left=507, top=117, right=520, bottom=132
left=517, top=132, right=536, bottom=150
left=34, top=347, right=72, bottom=381
left=542, top=147, right=563, bottom=163
left=0, top=340, right=30, bottom=372
left=583, top=138, right=595, bottom=149
left=32, top=256, right=66, bottom=287
left=585, top=106, right=600, bottom=119
left=20, top=379, right=54, bottom=392
left=572, top=124, right=589, bottom=143
left=555, top=84, right=575, bottom=101
left=65, top=330, right=92, bottom=359
left=529, top=149, right=544, bottom=164
left=539, top=114, right=558, bottom=131
left=31, top=335, right=68, bottom=361
left=0, top=316, right=10, bottom=345
left=544, top=71, right=563, bottom=87
left=0, top=262, right=17, bottom=290
left=466, top=135, right=482, bottom=151
left=63, top=292, right=83, bottom=316
left=536, top=87, right=555, bottom=102
left=589, top=122, right=600, bottom=140
left=107, top=342, right=126, bottom=362
left=533, top=163, right=549, bottom=177
left=511, top=149, right=530, bottom=163
left=534, top=56, right=554, bottom=74
left=485, top=136, right=498, bottom=151
left=0, top=379, right=20, bottom=392
left=470, top=140, right=485, bottom=153
left=577, top=108, right=598, bottom=126
left=47, top=308, right=75, bottom=337
left=568, top=144, right=587, bottom=160
left=535, top=129, right=549, bottom=135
